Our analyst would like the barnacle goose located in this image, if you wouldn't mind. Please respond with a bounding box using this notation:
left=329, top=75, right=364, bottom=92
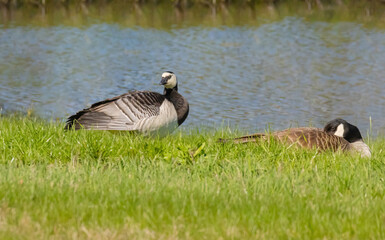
left=65, top=71, right=189, bottom=135
left=219, top=118, right=371, bottom=157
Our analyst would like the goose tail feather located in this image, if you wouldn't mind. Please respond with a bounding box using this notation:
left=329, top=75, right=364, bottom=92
left=218, top=133, right=267, bottom=144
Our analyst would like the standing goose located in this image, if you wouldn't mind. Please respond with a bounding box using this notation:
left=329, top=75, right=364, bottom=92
left=65, top=71, right=189, bottom=135
left=219, top=118, right=371, bottom=157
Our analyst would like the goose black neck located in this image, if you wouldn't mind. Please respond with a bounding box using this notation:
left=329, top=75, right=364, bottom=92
left=162, top=84, right=188, bottom=126
left=164, top=85, right=178, bottom=95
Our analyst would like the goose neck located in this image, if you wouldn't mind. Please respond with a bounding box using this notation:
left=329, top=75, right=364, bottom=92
left=164, top=86, right=178, bottom=95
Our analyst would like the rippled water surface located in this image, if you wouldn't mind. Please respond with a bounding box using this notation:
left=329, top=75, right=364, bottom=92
left=1, top=2, right=385, bottom=135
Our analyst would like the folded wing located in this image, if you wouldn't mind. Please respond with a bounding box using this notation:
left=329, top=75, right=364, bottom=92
left=274, top=128, right=351, bottom=151
left=65, top=91, right=178, bottom=132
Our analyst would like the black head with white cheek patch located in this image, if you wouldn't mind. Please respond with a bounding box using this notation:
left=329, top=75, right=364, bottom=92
left=160, top=71, right=178, bottom=90
left=324, top=118, right=363, bottom=143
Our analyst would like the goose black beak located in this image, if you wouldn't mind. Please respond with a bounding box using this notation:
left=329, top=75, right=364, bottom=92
left=160, top=77, right=168, bottom=85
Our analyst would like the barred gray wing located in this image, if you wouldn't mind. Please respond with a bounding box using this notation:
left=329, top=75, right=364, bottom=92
left=66, top=91, right=167, bottom=131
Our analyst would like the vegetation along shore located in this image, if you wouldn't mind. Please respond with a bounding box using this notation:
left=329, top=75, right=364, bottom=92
left=1, top=0, right=385, bottom=29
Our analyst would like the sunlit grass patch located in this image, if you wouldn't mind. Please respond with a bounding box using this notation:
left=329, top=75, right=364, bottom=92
left=0, top=116, right=385, bottom=239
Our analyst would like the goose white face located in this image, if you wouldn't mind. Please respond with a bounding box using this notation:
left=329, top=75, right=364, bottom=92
left=161, top=72, right=177, bottom=89
left=334, top=123, right=345, bottom=137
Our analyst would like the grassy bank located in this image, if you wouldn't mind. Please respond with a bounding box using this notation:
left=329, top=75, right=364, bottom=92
left=2, top=0, right=385, bottom=29
left=1, top=116, right=385, bottom=239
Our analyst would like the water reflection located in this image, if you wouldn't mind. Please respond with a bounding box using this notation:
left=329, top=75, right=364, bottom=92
left=0, top=2, right=385, bottom=135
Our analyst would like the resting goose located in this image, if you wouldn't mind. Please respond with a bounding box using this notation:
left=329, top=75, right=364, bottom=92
left=65, top=71, right=189, bottom=135
left=219, top=118, right=371, bottom=157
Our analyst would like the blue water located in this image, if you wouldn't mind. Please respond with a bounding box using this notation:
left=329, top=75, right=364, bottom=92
left=0, top=17, right=384, bottom=135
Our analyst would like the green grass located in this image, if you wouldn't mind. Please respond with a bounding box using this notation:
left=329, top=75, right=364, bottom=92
left=1, top=116, right=385, bottom=239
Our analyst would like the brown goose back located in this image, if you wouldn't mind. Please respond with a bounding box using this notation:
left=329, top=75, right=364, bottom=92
left=220, top=127, right=351, bottom=152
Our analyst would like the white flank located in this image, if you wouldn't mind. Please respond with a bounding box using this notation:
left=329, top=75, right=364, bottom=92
left=351, top=140, right=372, bottom=158
left=135, top=100, right=178, bottom=135
left=334, top=123, right=345, bottom=137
